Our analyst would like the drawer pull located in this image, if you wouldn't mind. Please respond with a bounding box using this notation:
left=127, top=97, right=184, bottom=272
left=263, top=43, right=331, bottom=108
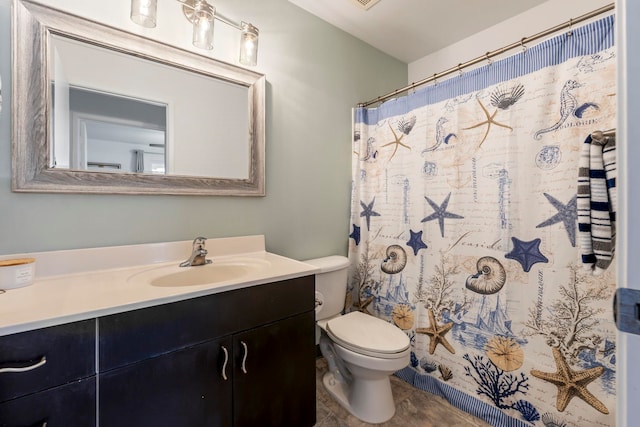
left=0, top=356, right=47, bottom=374
left=221, top=346, right=229, bottom=381
left=240, top=341, right=248, bottom=374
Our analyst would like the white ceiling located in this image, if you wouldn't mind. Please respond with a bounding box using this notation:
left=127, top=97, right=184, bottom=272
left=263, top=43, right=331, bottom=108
left=288, top=0, right=550, bottom=63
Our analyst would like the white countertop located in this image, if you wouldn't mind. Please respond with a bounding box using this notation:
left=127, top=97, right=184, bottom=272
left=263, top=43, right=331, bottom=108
left=0, top=235, right=319, bottom=337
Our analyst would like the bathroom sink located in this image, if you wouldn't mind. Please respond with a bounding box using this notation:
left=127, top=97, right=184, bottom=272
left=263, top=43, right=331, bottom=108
left=128, top=258, right=271, bottom=287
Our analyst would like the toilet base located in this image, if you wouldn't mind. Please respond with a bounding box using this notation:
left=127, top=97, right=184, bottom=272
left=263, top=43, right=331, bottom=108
left=322, top=371, right=396, bottom=424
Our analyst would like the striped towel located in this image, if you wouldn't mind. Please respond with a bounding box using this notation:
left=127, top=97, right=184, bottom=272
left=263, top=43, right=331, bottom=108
left=577, top=132, right=617, bottom=276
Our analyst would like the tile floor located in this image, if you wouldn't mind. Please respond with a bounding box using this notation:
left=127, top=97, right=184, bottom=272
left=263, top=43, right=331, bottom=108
left=315, top=358, right=492, bottom=427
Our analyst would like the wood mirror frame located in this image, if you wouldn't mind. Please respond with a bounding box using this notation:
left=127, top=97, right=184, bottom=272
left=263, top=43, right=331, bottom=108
left=12, top=0, right=265, bottom=196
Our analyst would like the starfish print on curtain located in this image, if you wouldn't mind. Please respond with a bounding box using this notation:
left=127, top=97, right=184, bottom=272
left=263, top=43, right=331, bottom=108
left=382, top=116, right=415, bottom=160
left=416, top=308, right=455, bottom=355
left=536, top=193, right=578, bottom=247
left=406, top=229, right=428, bottom=255
left=349, top=224, right=361, bottom=245
left=531, top=347, right=608, bottom=414
left=360, top=198, right=380, bottom=231
left=421, top=193, right=464, bottom=238
left=462, top=98, right=513, bottom=147
left=504, top=236, right=549, bottom=272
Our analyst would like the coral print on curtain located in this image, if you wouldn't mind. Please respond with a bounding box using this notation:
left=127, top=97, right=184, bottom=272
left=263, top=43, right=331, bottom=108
left=348, top=15, right=616, bottom=427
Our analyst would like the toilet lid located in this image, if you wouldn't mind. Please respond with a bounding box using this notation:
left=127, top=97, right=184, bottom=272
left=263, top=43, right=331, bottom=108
left=326, top=311, right=409, bottom=355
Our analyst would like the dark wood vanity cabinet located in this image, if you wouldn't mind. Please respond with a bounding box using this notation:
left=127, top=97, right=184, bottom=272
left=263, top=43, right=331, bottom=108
left=0, top=275, right=315, bottom=427
left=0, top=319, right=97, bottom=426
left=99, top=275, right=316, bottom=427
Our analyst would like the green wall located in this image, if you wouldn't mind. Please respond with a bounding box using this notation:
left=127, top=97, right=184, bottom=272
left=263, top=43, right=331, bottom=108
left=0, top=0, right=406, bottom=258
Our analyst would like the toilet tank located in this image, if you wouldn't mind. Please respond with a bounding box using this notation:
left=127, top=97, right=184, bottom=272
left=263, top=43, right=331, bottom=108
left=304, top=256, right=350, bottom=321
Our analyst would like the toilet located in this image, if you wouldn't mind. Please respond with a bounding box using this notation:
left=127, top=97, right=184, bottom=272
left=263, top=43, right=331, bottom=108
left=305, top=256, right=410, bottom=424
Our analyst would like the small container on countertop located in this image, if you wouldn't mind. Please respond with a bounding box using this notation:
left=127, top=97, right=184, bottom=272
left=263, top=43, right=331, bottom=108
left=0, top=258, right=36, bottom=290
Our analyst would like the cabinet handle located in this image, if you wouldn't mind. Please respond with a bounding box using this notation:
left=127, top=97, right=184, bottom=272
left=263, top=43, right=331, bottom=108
left=221, top=346, right=229, bottom=381
left=0, top=356, right=47, bottom=374
left=240, top=341, right=248, bottom=374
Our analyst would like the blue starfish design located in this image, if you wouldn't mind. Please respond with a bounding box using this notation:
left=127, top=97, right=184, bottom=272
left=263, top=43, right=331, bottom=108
left=505, top=237, right=549, bottom=272
left=536, top=193, right=577, bottom=247
left=420, top=193, right=464, bottom=238
left=406, top=229, right=428, bottom=255
left=360, top=198, right=381, bottom=231
left=349, top=224, right=361, bottom=245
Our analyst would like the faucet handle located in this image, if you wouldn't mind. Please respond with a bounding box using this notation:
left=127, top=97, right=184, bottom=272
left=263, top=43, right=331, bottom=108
left=193, top=236, right=207, bottom=249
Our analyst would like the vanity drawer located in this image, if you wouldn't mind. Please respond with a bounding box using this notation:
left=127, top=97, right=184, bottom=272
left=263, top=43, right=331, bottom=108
left=0, top=319, right=96, bottom=403
left=99, top=275, right=314, bottom=371
left=0, top=376, right=96, bottom=427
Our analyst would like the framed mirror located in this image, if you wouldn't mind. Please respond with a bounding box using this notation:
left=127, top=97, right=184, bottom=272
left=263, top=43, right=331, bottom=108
left=12, top=0, right=265, bottom=196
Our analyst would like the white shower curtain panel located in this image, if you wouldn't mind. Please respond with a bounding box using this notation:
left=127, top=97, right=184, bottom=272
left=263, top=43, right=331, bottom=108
left=348, top=15, right=616, bottom=427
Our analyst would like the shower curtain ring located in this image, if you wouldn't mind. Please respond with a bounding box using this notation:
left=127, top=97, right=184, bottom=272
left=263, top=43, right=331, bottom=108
left=520, top=38, right=527, bottom=52
left=458, top=63, right=463, bottom=76
left=433, top=73, right=438, bottom=86
left=486, top=52, right=492, bottom=66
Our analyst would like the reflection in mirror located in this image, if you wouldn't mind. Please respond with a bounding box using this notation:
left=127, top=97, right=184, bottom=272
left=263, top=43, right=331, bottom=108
left=53, top=86, right=167, bottom=174
left=13, top=0, right=265, bottom=195
left=83, top=120, right=165, bottom=174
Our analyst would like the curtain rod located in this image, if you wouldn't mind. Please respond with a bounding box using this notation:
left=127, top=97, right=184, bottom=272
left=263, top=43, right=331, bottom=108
left=358, top=3, right=615, bottom=108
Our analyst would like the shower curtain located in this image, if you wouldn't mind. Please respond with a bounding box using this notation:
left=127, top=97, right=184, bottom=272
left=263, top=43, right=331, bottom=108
left=348, top=15, right=616, bottom=427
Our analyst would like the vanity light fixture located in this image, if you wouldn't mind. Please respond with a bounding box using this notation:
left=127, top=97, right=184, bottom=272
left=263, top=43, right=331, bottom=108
left=129, top=0, right=259, bottom=66
left=130, top=0, right=157, bottom=28
left=239, top=22, right=259, bottom=67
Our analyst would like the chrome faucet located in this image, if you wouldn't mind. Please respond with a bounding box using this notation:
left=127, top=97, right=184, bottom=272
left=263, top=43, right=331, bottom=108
left=179, top=237, right=212, bottom=267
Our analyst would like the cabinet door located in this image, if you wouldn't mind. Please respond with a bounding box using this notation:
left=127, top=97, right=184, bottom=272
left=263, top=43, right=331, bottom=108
left=99, top=337, right=232, bottom=427
left=0, top=319, right=96, bottom=402
left=0, top=376, right=96, bottom=427
left=233, top=311, right=316, bottom=427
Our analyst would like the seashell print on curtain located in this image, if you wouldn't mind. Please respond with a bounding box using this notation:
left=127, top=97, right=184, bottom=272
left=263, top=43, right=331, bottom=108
left=348, top=15, right=616, bottom=427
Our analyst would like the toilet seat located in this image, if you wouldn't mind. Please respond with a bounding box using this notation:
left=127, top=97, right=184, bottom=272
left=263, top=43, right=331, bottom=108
left=326, top=311, right=409, bottom=359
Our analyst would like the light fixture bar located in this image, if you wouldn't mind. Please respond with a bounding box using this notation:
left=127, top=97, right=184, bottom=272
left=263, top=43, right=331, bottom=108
left=212, top=12, right=243, bottom=31
left=177, top=0, right=241, bottom=29
left=131, top=0, right=259, bottom=66
left=178, top=0, right=214, bottom=24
